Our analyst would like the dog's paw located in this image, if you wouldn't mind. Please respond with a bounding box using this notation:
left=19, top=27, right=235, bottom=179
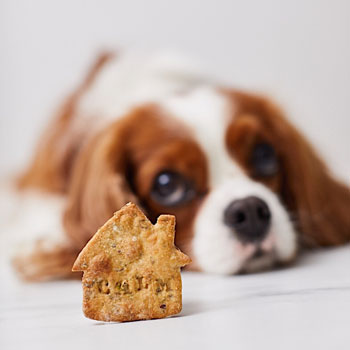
left=12, top=238, right=80, bottom=282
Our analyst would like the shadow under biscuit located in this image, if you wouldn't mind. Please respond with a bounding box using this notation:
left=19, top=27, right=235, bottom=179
left=180, top=300, right=207, bottom=317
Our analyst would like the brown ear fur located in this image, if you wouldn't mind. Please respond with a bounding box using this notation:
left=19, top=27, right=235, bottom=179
left=63, top=120, right=138, bottom=249
left=17, top=52, right=114, bottom=193
left=230, top=90, right=350, bottom=248
left=279, top=125, right=350, bottom=248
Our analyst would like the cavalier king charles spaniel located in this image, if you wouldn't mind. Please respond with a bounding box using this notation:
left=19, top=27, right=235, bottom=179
left=7, top=50, right=350, bottom=281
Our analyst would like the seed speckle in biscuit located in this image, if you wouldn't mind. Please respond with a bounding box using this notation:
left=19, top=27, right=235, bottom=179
left=72, top=203, right=191, bottom=322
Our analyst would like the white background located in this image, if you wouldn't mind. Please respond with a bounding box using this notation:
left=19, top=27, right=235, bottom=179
left=1, top=0, right=349, bottom=182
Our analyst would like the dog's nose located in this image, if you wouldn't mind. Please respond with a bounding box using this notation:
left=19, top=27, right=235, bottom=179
left=223, top=196, right=271, bottom=243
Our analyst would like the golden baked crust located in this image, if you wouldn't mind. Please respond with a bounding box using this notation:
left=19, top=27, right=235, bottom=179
left=72, top=203, right=191, bottom=322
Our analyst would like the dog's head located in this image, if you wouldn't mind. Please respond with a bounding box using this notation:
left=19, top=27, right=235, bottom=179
left=63, top=86, right=350, bottom=274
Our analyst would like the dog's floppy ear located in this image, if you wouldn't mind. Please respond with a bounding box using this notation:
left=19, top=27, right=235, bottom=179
left=263, top=109, right=350, bottom=248
left=63, top=120, right=138, bottom=248
left=281, top=129, right=350, bottom=248
left=17, top=51, right=114, bottom=193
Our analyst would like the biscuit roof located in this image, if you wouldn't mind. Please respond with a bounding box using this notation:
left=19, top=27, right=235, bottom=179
left=72, top=203, right=191, bottom=272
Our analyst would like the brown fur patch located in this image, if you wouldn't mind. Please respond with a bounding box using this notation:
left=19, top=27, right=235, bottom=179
left=63, top=105, right=208, bottom=265
left=17, top=52, right=114, bottom=193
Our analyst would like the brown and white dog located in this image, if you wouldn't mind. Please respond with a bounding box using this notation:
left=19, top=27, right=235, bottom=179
left=7, top=50, right=350, bottom=281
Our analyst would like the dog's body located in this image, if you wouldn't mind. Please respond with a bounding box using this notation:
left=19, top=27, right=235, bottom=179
left=8, top=50, right=350, bottom=281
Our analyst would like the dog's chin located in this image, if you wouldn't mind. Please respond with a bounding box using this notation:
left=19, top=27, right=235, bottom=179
left=192, top=230, right=295, bottom=275
left=239, top=249, right=277, bottom=274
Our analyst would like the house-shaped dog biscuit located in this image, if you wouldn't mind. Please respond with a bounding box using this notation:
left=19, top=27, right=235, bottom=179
left=72, top=203, right=191, bottom=322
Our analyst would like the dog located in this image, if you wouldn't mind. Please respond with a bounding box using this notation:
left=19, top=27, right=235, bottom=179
left=7, top=50, right=350, bottom=281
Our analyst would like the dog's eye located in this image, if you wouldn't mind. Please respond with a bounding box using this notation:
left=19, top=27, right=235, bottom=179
left=251, top=143, right=279, bottom=177
left=151, top=171, right=194, bottom=207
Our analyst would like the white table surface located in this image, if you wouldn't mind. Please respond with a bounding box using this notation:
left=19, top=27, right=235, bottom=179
left=1, top=245, right=350, bottom=350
